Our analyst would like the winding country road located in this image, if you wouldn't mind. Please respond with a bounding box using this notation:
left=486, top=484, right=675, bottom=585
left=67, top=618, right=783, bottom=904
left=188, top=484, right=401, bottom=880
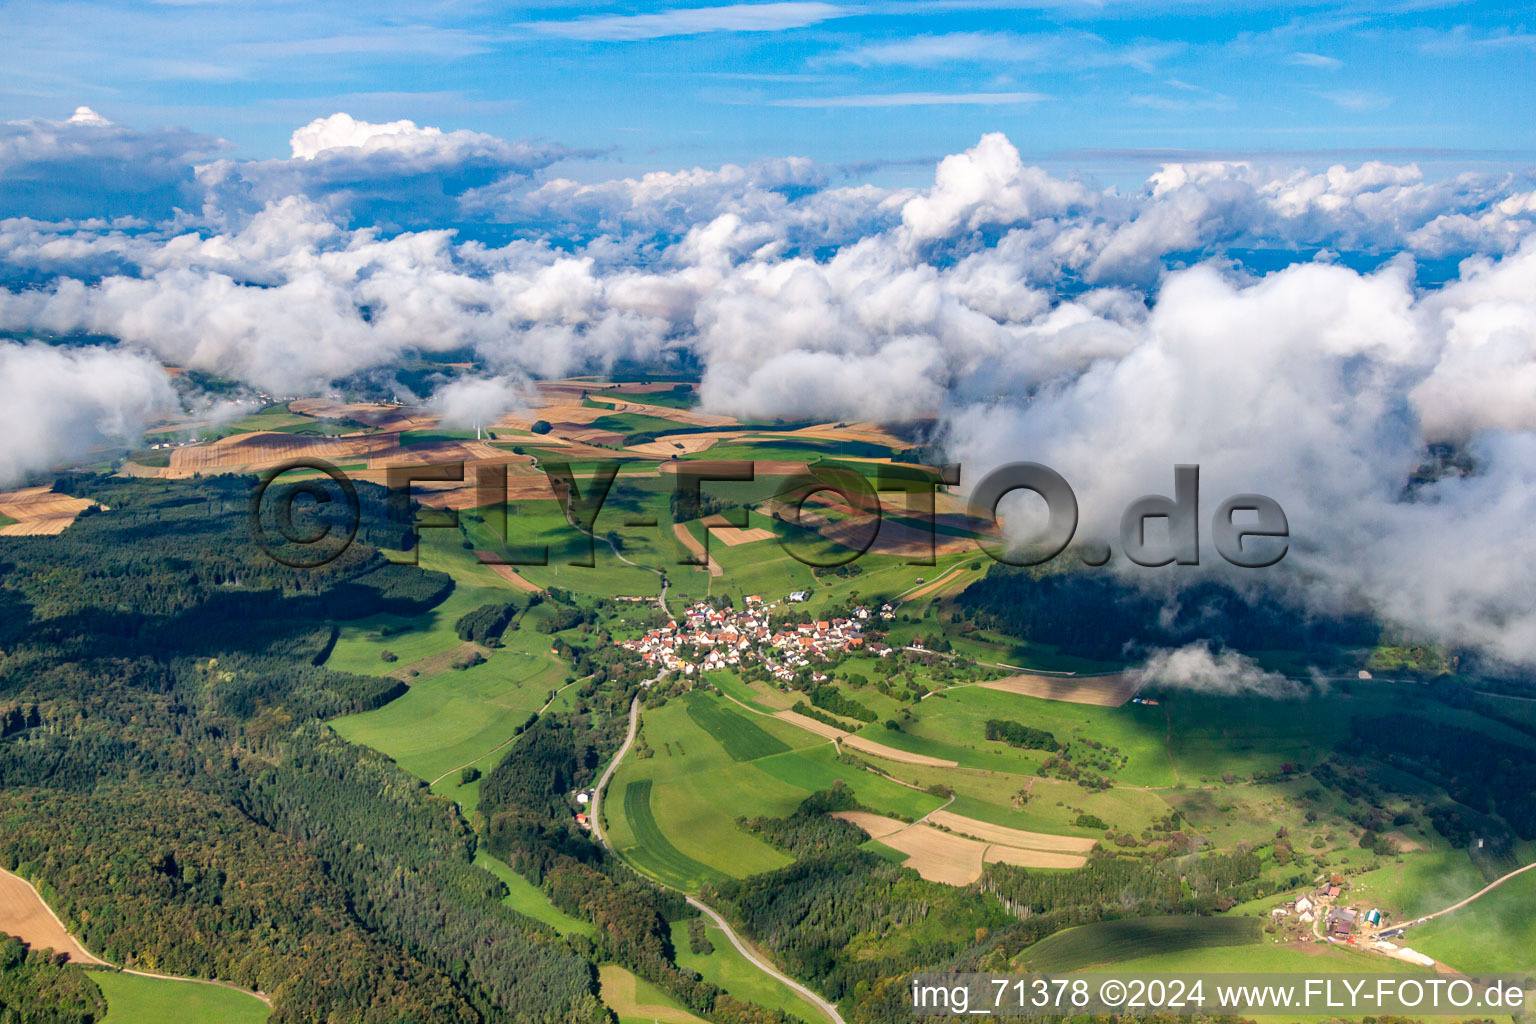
left=1397, top=859, right=1536, bottom=931
left=591, top=697, right=848, bottom=1024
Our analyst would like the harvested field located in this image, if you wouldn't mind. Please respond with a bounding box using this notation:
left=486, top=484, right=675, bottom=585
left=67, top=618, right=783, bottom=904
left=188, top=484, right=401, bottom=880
left=928, top=811, right=1098, bottom=853
left=712, top=526, right=776, bottom=547
left=0, top=487, right=98, bottom=536
left=841, top=812, right=1088, bottom=883
left=779, top=422, right=910, bottom=447
left=982, top=846, right=1089, bottom=870
left=613, top=381, right=691, bottom=395
left=593, top=397, right=736, bottom=428
left=672, top=523, right=721, bottom=576
left=480, top=560, right=543, bottom=593
left=768, top=711, right=959, bottom=766
left=879, top=824, right=986, bottom=885
left=831, top=810, right=907, bottom=840
left=843, top=734, right=958, bottom=767
left=0, top=868, right=103, bottom=964
left=773, top=710, right=847, bottom=740
left=495, top=404, right=606, bottom=428
left=625, top=431, right=742, bottom=457
left=166, top=431, right=396, bottom=477
left=980, top=673, right=1142, bottom=708
left=759, top=493, right=982, bottom=559
left=351, top=457, right=555, bottom=510
left=287, top=398, right=428, bottom=431
left=658, top=459, right=809, bottom=477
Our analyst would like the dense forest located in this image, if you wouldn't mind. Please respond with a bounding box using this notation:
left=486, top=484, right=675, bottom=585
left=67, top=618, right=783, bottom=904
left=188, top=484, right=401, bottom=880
left=0, top=937, right=104, bottom=1024
left=954, top=570, right=1377, bottom=662
left=0, top=477, right=604, bottom=1022
left=1347, top=714, right=1536, bottom=843
left=984, top=719, right=1061, bottom=751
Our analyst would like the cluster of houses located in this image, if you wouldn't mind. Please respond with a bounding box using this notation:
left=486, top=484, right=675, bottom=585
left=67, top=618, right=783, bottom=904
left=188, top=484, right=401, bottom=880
left=1269, top=877, right=1354, bottom=938
left=615, top=596, right=898, bottom=682
left=1267, top=876, right=1436, bottom=967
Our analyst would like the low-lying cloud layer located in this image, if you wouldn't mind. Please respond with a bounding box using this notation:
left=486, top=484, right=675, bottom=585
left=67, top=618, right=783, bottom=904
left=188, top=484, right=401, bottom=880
left=1132, top=643, right=1316, bottom=699
left=3, top=110, right=1536, bottom=666
left=0, top=342, right=177, bottom=484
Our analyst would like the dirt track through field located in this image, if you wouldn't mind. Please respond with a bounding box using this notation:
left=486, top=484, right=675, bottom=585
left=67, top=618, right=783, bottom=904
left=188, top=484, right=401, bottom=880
left=831, top=811, right=908, bottom=839
left=927, top=810, right=1098, bottom=853
left=672, top=523, right=722, bottom=576
left=979, top=672, right=1142, bottom=707
left=769, top=711, right=958, bottom=766
left=479, top=559, right=543, bottom=593
left=0, top=869, right=104, bottom=964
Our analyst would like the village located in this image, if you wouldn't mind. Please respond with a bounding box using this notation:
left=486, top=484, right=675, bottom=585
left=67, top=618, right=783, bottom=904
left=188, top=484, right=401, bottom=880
left=616, top=595, right=899, bottom=683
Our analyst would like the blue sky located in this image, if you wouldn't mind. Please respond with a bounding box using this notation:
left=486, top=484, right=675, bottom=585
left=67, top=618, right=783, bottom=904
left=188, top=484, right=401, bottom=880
left=3, top=0, right=1532, bottom=184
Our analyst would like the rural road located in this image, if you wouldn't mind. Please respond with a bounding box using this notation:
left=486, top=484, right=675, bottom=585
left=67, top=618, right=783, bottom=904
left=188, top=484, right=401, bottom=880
left=591, top=696, right=848, bottom=1024
left=1397, top=859, right=1536, bottom=930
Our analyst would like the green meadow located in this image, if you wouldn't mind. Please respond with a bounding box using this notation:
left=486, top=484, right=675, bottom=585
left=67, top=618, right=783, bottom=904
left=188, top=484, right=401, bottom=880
left=1016, top=916, right=1263, bottom=973
left=1410, top=866, right=1536, bottom=973
left=668, top=918, right=822, bottom=1024
left=475, top=852, right=595, bottom=938
left=606, top=691, right=948, bottom=889
left=331, top=623, right=566, bottom=783
left=91, top=971, right=269, bottom=1024
left=325, top=530, right=526, bottom=675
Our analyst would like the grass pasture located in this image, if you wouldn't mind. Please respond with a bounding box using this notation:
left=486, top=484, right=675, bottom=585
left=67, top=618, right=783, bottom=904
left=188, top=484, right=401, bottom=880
left=618, top=779, right=732, bottom=891
left=325, top=531, right=526, bottom=676
left=474, top=852, right=594, bottom=938
left=668, top=919, right=822, bottom=1024
left=599, top=965, right=709, bottom=1024
left=330, top=625, right=565, bottom=783
left=893, top=685, right=1174, bottom=787
left=1410, top=866, right=1536, bottom=973
left=91, top=971, right=269, bottom=1024
left=1016, top=916, right=1263, bottom=973
left=684, top=691, right=791, bottom=761
left=606, top=693, right=950, bottom=889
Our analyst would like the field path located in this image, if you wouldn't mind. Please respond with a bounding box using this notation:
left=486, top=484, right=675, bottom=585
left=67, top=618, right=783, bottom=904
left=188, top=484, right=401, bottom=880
left=672, top=522, right=722, bottom=577
left=0, top=867, right=271, bottom=1007
left=593, top=697, right=847, bottom=1024
left=893, top=562, right=969, bottom=603
left=1396, top=860, right=1536, bottom=930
